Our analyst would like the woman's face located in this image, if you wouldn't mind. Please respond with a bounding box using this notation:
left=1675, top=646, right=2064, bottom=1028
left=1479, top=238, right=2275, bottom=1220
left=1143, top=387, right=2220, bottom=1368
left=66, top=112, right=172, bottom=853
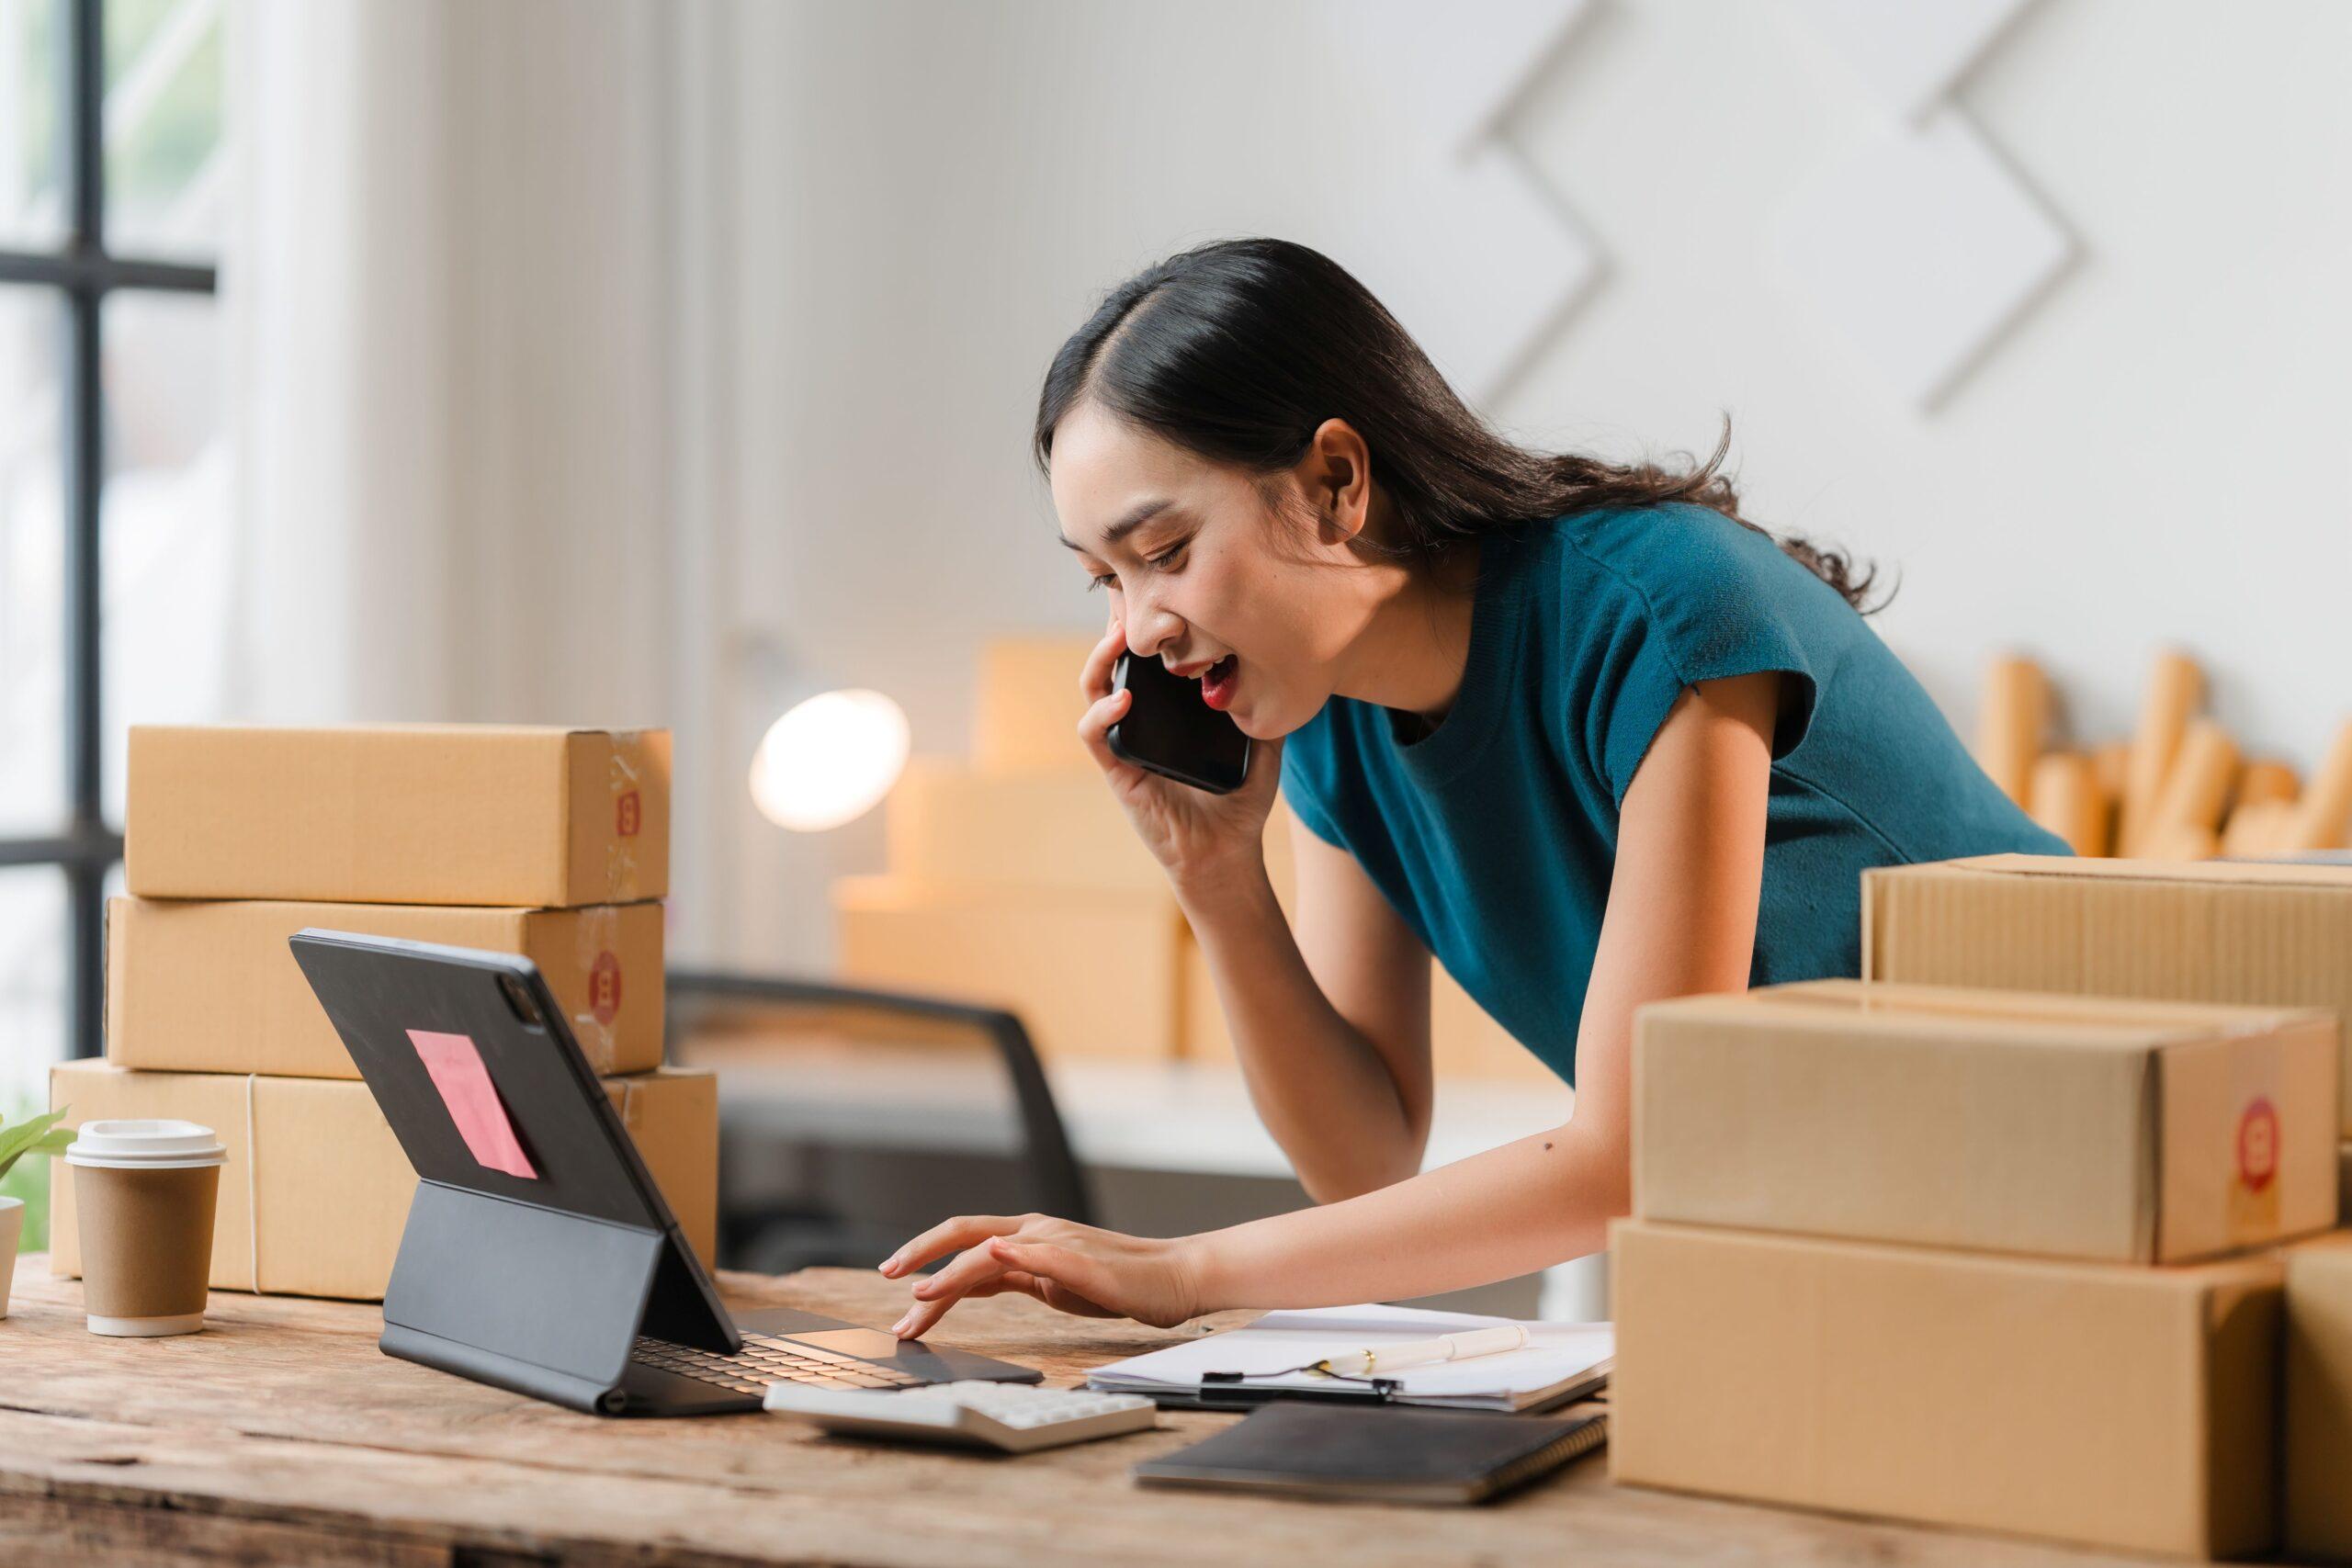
left=1048, top=400, right=1381, bottom=740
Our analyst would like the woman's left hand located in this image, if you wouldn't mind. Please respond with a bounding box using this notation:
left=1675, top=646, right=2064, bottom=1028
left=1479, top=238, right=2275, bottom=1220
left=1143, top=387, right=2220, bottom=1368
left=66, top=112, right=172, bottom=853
left=877, top=1213, right=1208, bottom=1339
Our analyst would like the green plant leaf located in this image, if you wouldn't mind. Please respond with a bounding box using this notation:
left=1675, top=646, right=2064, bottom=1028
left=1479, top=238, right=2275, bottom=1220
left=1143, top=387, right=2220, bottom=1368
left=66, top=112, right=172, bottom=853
left=0, top=1107, right=68, bottom=1183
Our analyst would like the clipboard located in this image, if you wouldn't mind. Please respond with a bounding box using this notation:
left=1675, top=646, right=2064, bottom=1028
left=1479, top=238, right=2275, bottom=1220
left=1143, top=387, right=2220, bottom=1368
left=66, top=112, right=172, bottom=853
left=1085, top=1303, right=1613, bottom=1413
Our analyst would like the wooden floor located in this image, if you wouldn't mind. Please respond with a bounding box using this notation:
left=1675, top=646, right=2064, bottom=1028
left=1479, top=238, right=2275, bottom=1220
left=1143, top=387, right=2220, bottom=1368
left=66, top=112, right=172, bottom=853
left=0, top=1258, right=2177, bottom=1567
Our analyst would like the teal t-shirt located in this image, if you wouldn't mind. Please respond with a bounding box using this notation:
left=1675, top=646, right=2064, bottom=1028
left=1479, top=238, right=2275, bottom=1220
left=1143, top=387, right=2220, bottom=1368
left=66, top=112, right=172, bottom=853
left=1279, top=502, right=2071, bottom=1087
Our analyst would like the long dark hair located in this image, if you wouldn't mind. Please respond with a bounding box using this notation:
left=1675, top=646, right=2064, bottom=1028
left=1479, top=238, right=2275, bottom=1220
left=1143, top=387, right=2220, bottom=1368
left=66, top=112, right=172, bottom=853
left=1034, top=237, right=1886, bottom=614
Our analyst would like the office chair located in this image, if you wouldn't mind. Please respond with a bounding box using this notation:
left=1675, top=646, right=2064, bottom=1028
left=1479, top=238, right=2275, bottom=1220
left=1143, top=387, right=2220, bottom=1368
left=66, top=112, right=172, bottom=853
left=665, top=970, right=1095, bottom=1278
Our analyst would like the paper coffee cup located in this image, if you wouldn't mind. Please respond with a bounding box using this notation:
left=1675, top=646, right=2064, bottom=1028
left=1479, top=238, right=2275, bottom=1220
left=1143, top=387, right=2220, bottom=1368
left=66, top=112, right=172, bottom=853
left=65, top=1119, right=226, bottom=1337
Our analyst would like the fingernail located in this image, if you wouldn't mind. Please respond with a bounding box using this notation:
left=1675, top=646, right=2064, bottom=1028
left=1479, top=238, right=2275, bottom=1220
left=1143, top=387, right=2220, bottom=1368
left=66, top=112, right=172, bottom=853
left=889, top=1314, right=912, bottom=1336
left=877, top=1256, right=899, bottom=1276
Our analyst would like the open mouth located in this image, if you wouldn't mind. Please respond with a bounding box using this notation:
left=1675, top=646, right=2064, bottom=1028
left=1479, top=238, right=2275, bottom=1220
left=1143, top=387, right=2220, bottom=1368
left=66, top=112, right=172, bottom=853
left=1200, top=654, right=1239, bottom=711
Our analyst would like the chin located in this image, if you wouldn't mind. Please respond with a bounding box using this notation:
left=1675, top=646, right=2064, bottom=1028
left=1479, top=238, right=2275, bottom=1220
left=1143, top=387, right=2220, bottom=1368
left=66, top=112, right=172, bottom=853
left=1235, top=693, right=1307, bottom=742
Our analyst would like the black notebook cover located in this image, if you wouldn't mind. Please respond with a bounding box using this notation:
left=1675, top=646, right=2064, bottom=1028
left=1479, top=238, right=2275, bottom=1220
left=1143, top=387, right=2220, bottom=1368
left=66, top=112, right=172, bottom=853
left=1133, top=1402, right=1608, bottom=1505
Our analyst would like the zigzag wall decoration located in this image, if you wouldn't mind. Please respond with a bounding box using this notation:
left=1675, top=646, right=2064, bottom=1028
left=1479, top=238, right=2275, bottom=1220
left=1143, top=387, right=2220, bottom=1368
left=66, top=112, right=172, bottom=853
left=1329, top=0, right=1600, bottom=403
left=1327, top=0, right=2073, bottom=415
left=1771, top=0, right=2079, bottom=410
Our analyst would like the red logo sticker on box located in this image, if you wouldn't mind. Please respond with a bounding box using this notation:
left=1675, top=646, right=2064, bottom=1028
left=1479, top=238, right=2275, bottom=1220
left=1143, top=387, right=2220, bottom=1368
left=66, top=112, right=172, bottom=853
left=2236, top=1096, right=2279, bottom=1194
left=616, top=790, right=641, bottom=838
left=408, top=1029, right=538, bottom=1180
left=589, top=951, right=623, bottom=1026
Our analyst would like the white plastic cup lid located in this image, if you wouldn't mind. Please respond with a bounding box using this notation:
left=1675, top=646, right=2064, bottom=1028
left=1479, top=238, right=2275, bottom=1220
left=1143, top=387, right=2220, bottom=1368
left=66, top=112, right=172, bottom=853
left=63, top=1119, right=227, bottom=1170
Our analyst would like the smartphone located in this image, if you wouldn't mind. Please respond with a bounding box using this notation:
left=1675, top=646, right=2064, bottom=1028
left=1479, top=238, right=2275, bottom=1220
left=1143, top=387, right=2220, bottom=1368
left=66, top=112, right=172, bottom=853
left=1106, top=650, right=1252, bottom=795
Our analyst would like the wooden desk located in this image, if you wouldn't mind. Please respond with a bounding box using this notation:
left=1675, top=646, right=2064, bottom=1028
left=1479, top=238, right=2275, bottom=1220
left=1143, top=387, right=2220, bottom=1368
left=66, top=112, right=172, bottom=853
left=0, top=1260, right=2161, bottom=1567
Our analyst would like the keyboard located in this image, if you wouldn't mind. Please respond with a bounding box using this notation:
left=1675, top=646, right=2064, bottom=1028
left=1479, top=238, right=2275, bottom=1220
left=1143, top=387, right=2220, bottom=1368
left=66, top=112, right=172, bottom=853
left=630, top=1332, right=926, bottom=1394
left=763, top=1380, right=1159, bottom=1452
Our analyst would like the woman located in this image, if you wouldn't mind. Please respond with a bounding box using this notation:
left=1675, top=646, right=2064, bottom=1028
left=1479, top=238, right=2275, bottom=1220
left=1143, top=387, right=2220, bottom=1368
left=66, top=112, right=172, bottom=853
left=879, top=237, right=2067, bottom=1339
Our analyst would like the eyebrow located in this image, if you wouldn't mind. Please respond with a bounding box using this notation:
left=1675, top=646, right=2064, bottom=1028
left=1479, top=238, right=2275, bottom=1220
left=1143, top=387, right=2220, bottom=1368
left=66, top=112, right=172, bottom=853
left=1057, top=498, right=1173, bottom=553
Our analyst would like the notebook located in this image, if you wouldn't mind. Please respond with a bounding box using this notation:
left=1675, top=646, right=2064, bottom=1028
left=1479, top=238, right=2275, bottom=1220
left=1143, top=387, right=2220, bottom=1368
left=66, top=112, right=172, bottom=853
left=1134, top=1402, right=1609, bottom=1505
left=1087, top=1302, right=1613, bottom=1411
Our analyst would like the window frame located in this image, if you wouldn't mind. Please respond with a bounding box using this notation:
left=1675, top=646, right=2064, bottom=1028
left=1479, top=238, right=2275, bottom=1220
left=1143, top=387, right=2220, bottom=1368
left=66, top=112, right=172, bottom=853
left=0, top=0, right=217, bottom=1058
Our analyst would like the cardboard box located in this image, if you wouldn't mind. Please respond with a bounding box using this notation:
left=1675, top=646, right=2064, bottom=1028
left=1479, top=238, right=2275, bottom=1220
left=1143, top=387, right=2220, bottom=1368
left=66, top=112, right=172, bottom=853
left=885, top=761, right=1302, bottom=897
left=1634, top=979, right=2337, bottom=1263
left=107, top=896, right=665, bottom=1079
left=833, top=874, right=1182, bottom=1060
left=49, top=1061, right=715, bottom=1301
left=126, top=725, right=670, bottom=906
left=1864, top=854, right=2352, bottom=1136
left=1430, top=962, right=1563, bottom=1084
left=1180, top=936, right=1558, bottom=1085
left=2285, top=1231, right=2352, bottom=1561
left=973, top=637, right=1095, bottom=773
left=1177, top=930, right=1233, bottom=1066
left=887, top=759, right=1170, bottom=891
left=1610, top=1219, right=2281, bottom=1559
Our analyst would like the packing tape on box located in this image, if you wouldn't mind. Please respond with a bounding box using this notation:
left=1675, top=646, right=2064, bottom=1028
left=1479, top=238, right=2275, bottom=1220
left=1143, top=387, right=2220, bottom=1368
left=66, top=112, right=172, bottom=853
left=2227, top=1042, right=2285, bottom=1242
left=608, top=742, right=644, bottom=900
left=571, top=902, right=623, bottom=1066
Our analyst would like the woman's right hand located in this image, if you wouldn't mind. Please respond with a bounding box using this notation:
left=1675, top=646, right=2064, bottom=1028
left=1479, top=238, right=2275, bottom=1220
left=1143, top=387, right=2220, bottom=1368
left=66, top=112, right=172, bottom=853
left=1079, top=615, right=1280, bottom=899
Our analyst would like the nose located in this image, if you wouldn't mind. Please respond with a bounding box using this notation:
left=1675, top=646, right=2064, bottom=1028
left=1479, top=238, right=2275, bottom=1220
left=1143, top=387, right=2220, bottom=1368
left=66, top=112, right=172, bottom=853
left=1124, top=594, right=1184, bottom=661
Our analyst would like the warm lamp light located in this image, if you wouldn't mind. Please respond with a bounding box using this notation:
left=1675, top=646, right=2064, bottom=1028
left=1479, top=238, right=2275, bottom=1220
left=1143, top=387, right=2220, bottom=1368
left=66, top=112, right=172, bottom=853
left=747, top=688, right=910, bottom=831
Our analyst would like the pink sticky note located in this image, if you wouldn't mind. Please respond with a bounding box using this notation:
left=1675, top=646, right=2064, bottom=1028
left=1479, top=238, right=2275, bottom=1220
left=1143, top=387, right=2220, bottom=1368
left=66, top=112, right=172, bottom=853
left=408, top=1029, right=538, bottom=1179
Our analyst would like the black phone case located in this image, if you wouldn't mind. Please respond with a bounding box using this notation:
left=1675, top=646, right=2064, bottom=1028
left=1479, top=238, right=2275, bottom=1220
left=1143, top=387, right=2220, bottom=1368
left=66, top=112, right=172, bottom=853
left=1106, top=651, right=1251, bottom=795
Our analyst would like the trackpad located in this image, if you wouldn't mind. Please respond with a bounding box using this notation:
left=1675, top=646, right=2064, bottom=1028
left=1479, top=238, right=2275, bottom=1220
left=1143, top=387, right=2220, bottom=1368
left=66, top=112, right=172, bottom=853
left=790, top=1327, right=929, bottom=1362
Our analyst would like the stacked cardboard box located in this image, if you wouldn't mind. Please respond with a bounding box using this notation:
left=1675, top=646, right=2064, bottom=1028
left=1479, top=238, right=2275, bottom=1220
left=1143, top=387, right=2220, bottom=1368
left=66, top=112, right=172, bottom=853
left=836, top=637, right=1555, bottom=1081
left=1613, top=978, right=2340, bottom=1559
left=1862, top=852, right=2352, bottom=1557
left=48, top=725, right=715, bottom=1303
left=1864, top=853, right=2352, bottom=1183
left=2286, top=1233, right=2352, bottom=1560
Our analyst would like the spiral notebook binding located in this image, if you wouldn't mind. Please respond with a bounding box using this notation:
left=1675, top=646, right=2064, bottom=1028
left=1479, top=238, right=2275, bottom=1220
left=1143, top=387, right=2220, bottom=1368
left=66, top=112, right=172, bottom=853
left=1477, top=1412, right=1610, bottom=1502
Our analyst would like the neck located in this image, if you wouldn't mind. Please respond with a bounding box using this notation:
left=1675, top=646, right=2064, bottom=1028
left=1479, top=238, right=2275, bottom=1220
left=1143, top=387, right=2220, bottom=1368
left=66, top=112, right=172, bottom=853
left=1330, top=538, right=1484, bottom=727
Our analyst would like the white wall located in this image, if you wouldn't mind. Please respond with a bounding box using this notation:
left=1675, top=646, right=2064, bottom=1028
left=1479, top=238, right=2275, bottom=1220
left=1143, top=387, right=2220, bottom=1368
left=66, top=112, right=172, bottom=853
left=688, top=0, right=2352, bottom=973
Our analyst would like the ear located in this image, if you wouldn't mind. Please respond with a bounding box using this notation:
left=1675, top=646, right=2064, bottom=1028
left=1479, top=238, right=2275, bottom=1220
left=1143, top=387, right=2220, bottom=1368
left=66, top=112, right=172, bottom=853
left=1293, top=418, right=1374, bottom=546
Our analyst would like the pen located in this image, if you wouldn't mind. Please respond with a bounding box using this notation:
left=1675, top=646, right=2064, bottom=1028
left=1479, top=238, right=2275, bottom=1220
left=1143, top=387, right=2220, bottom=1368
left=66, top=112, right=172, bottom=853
left=1322, top=1324, right=1530, bottom=1377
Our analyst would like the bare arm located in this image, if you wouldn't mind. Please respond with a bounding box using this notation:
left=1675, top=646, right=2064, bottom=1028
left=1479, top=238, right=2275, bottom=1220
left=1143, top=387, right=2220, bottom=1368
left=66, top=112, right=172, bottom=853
left=1182, top=814, right=1433, bottom=1203
left=1049, top=610, right=1430, bottom=1201
left=884, top=671, right=1785, bottom=1332
left=1179, top=669, right=1779, bottom=1306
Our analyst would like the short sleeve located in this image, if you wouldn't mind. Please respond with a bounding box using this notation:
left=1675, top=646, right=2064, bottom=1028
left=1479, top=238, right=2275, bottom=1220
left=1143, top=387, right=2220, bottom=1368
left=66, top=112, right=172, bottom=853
left=1280, top=783, right=1347, bottom=850
left=1276, top=711, right=1351, bottom=850
left=1571, top=515, right=1822, bottom=807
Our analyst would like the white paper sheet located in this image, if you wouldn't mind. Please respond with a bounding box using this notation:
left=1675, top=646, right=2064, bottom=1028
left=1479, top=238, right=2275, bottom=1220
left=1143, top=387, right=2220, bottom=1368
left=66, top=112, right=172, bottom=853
left=1087, top=1303, right=1614, bottom=1411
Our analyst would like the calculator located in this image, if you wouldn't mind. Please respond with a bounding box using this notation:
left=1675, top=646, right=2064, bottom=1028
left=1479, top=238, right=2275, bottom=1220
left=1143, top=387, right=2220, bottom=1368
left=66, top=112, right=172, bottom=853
left=763, top=1380, right=1159, bottom=1452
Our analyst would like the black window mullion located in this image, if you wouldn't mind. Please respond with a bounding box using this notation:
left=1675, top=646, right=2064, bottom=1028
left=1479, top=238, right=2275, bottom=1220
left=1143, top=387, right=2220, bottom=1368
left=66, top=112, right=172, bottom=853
left=0, top=252, right=215, bottom=291
left=62, top=276, right=102, bottom=1056
left=62, top=0, right=107, bottom=1058
left=68, top=0, right=101, bottom=246
left=0, top=0, right=218, bottom=1061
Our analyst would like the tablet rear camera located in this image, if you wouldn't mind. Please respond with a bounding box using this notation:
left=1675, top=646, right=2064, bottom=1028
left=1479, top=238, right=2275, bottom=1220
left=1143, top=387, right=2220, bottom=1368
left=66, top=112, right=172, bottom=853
left=497, top=973, right=545, bottom=1027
